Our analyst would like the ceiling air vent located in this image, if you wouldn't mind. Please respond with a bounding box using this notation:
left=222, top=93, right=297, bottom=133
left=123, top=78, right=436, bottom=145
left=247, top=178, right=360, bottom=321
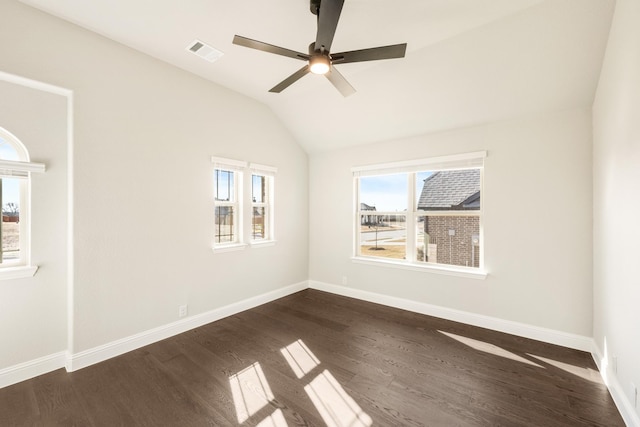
left=187, top=40, right=223, bottom=63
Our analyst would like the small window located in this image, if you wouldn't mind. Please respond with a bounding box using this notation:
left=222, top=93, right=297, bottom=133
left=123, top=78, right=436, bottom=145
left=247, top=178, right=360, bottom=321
left=211, top=158, right=277, bottom=251
left=353, top=151, right=485, bottom=275
left=250, top=163, right=277, bottom=244
left=0, top=127, right=45, bottom=274
left=251, top=174, right=268, bottom=241
left=212, top=157, right=246, bottom=250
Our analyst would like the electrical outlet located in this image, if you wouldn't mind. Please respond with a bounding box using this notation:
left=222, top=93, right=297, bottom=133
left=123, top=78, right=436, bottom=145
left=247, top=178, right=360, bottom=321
left=342, top=276, right=347, bottom=285
left=632, top=382, right=637, bottom=408
left=612, top=355, right=618, bottom=373
left=178, top=305, right=188, bottom=318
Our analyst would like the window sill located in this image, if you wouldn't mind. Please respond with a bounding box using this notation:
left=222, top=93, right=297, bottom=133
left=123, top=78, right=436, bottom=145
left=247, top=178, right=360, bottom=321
left=250, top=240, right=277, bottom=248
left=351, top=256, right=487, bottom=280
left=0, top=265, right=39, bottom=280
left=212, top=243, right=247, bottom=253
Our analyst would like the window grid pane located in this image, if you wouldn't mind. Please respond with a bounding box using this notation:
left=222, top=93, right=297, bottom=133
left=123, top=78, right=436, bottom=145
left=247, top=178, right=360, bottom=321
left=359, top=213, right=407, bottom=260
left=252, top=175, right=266, bottom=204
left=252, top=206, right=266, bottom=240
left=415, top=215, right=480, bottom=267
left=215, top=206, right=235, bottom=244
left=359, top=173, right=408, bottom=212
left=215, top=169, right=235, bottom=202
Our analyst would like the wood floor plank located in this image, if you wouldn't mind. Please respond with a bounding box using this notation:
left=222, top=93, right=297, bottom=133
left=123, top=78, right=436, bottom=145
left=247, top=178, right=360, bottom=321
left=0, top=289, right=625, bottom=426
left=0, top=379, right=41, bottom=426
left=31, top=369, right=94, bottom=426
left=67, top=359, right=140, bottom=426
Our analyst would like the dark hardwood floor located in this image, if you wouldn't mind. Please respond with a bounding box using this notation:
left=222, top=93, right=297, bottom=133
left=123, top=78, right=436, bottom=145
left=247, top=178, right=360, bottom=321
left=0, top=289, right=625, bottom=426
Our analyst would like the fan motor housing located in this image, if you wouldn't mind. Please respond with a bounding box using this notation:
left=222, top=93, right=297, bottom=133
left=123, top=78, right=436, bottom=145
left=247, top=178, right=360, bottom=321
left=310, top=0, right=321, bottom=15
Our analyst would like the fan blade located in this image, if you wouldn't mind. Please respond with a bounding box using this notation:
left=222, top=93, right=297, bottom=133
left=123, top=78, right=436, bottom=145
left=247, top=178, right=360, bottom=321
left=315, top=0, right=344, bottom=52
left=233, top=35, right=309, bottom=61
left=325, top=67, right=356, bottom=97
left=269, top=65, right=311, bottom=93
left=332, top=43, right=407, bottom=64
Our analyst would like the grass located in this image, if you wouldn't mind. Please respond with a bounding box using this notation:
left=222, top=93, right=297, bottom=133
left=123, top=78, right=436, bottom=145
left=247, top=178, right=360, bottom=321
left=360, top=245, right=406, bottom=259
left=2, top=222, right=19, bottom=251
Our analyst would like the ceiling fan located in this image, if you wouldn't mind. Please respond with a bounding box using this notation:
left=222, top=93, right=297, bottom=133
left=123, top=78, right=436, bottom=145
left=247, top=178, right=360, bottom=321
left=232, top=0, right=407, bottom=97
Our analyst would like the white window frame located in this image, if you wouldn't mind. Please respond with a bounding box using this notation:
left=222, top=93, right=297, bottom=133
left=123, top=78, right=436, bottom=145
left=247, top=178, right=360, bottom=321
left=0, top=127, right=45, bottom=279
left=249, top=163, right=277, bottom=246
left=212, top=157, right=246, bottom=252
left=211, top=158, right=277, bottom=252
left=352, top=151, right=487, bottom=279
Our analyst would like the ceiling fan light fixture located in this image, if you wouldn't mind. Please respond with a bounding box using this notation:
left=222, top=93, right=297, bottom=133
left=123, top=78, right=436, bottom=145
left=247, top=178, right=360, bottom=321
left=232, top=0, right=407, bottom=95
left=309, top=55, right=330, bottom=75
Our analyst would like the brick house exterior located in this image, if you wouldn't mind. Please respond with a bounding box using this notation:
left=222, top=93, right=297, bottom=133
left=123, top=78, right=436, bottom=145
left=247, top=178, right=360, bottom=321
left=417, top=169, right=480, bottom=267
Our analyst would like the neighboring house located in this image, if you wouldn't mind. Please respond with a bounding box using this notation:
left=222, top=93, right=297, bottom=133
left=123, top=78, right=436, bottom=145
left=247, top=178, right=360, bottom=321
left=2, top=214, right=19, bottom=223
left=360, top=202, right=377, bottom=225
left=418, top=169, right=480, bottom=211
left=2, top=203, right=19, bottom=223
left=417, top=169, right=480, bottom=267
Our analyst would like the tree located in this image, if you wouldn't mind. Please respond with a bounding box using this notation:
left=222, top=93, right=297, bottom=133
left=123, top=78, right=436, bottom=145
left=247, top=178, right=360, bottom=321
left=3, top=203, right=19, bottom=215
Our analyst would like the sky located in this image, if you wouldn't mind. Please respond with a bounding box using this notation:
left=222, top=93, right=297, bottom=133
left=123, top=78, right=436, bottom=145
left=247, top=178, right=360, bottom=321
left=214, top=169, right=234, bottom=202
left=360, top=172, right=432, bottom=212
left=214, top=170, right=265, bottom=203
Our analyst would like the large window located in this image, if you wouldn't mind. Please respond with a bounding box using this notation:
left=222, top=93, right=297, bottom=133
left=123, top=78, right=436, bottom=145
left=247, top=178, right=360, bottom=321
left=212, top=158, right=277, bottom=251
left=0, top=127, right=45, bottom=275
left=353, top=151, right=485, bottom=274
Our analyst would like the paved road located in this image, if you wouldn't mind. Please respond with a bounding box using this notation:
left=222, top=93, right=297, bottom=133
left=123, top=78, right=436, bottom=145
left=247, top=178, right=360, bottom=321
left=361, top=228, right=425, bottom=245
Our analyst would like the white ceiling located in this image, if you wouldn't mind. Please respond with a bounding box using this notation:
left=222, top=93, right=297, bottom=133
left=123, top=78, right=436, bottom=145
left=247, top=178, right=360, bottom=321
left=21, top=0, right=614, bottom=153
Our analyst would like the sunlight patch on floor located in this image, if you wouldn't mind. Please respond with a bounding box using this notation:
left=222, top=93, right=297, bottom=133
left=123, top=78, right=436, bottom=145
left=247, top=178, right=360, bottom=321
left=280, top=339, right=320, bottom=379
left=527, top=354, right=602, bottom=383
left=304, top=369, right=373, bottom=427
left=229, top=362, right=275, bottom=423
left=439, top=331, right=543, bottom=368
left=228, top=339, right=374, bottom=426
left=256, top=409, right=288, bottom=427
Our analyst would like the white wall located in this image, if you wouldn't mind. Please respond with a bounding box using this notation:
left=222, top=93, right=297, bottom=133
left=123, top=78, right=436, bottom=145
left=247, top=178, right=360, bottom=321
left=0, top=80, right=68, bottom=368
left=593, top=0, right=640, bottom=423
left=310, top=108, right=593, bottom=337
left=0, top=0, right=308, bottom=366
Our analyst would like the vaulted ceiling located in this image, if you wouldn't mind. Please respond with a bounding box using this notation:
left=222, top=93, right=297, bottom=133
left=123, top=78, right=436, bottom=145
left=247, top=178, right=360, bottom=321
left=20, top=0, right=614, bottom=152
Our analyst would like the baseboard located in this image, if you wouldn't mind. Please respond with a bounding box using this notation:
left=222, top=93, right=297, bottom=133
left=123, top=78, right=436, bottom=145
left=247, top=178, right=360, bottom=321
left=65, top=281, right=308, bottom=372
left=0, top=352, right=66, bottom=389
left=591, top=342, right=640, bottom=427
left=309, top=280, right=592, bottom=352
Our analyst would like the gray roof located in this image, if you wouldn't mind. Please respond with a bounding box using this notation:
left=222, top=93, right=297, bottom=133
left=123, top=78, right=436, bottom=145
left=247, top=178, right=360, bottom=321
left=360, top=202, right=376, bottom=211
left=418, top=169, right=480, bottom=210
